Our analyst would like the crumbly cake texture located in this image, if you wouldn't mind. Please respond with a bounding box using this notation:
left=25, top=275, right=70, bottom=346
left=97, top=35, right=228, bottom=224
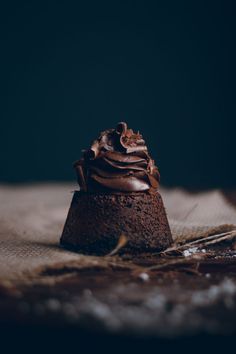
left=60, top=190, right=172, bottom=255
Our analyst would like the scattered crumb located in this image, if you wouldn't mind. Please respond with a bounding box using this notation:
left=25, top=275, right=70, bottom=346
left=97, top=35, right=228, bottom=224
left=183, top=247, right=207, bottom=257
left=183, top=247, right=199, bottom=257
left=138, top=272, right=150, bottom=282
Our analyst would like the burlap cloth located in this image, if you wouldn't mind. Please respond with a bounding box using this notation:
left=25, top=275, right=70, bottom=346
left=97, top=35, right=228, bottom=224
left=0, top=184, right=236, bottom=281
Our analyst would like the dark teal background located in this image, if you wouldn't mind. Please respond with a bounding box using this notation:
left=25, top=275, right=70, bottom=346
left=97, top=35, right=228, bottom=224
left=1, top=1, right=235, bottom=187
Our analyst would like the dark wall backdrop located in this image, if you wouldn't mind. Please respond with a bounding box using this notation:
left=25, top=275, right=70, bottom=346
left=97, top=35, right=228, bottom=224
left=1, top=1, right=236, bottom=187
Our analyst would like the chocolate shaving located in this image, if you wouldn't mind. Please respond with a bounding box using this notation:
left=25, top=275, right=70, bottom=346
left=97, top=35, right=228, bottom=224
left=116, top=122, right=127, bottom=135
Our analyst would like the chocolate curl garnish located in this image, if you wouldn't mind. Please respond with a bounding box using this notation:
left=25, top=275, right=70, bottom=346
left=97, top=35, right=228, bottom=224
left=147, top=174, right=159, bottom=189
left=148, top=159, right=154, bottom=174
left=116, top=122, right=127, bottom=135
left=87, top=140, right=100, bottom=159
left=117, top=123, right=147, bottom=153
left=148, top=161, right=160, bottom=182
left=74, top=160, right=87, bottom=192
left=136, top=136, right=146, bottom=145
left=153, top=166, right=161, bottom=182
left=99, top=131, right=114, bottom=152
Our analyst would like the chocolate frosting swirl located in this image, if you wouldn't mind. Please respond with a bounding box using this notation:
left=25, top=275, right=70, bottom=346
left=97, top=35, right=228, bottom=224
left=74, top=122, right=160, bottom=193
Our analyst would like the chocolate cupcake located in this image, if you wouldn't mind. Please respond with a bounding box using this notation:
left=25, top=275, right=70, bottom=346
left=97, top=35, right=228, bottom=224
left=60, top=122, right=172, bottom=255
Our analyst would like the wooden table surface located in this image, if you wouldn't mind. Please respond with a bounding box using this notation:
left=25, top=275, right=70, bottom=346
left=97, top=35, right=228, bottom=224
left=1, top=187, right=236, bottom=351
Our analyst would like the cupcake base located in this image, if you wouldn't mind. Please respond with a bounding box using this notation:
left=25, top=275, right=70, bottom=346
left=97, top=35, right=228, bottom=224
left=60, top=191, right=173, bottom=255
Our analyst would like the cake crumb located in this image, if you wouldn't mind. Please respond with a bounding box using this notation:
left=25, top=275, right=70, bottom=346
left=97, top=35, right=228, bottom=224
left=139, top=272, right=150, bottom=282
left=183, top=247, right=198, bottom=257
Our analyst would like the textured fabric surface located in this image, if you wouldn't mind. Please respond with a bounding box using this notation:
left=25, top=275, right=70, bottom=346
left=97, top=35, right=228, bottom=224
left=0, top=184, right=236, bottom=280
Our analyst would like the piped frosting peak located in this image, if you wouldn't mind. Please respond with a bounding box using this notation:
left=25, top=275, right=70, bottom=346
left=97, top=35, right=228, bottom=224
left=74, top=122, right=160, bottom=193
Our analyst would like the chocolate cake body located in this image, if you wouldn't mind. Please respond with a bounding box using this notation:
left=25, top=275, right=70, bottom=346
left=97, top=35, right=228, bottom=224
left=61, top=190, right=172, bottom=255
left=60, top=122, right=173, bottom=254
